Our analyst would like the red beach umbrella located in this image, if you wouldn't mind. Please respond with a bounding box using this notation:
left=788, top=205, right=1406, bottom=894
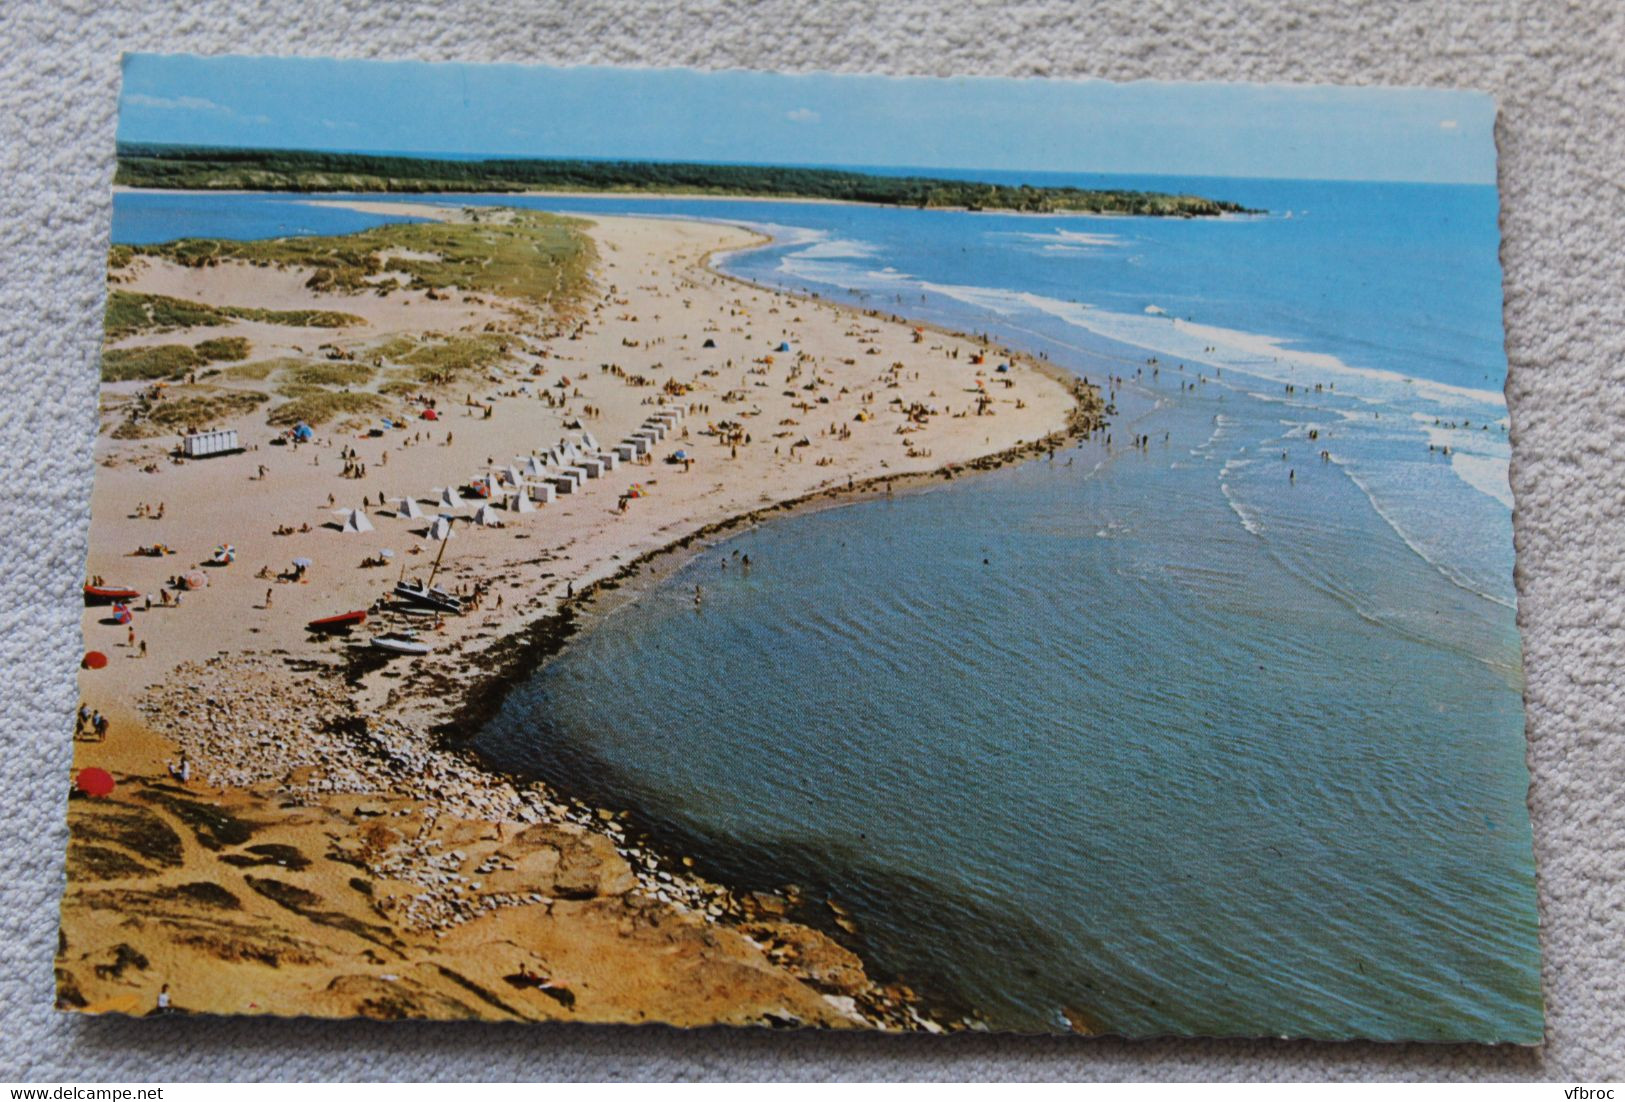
left=82, top=651, right=108, bottom=670
left=76, top=767, right=115, bottom=797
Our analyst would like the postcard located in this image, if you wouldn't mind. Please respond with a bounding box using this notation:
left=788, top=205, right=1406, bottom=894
left=59, top=54, right=1540, bottom=1041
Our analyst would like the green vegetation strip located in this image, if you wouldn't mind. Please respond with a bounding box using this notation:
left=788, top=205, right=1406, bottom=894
left=108, top=209, right=595, bottom=311
left=116, top=144, right=1259, bottom=216
left=104, top=291, right=365, bottom=339
left=101, top=337, right=251, bottom=382
left=267, top=390, right=391, bottom=427
left=112, top=388, right=269, bottom=439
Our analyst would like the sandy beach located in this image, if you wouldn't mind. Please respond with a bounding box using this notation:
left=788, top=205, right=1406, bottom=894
left=60, top=204, right=1102, bottom=1027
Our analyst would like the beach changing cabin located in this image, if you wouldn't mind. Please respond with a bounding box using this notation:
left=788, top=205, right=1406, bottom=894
left=181, top=428, right=241, bottom=458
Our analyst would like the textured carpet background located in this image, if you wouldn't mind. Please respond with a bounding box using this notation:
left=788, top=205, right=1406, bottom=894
left=3, top=0, right=1621, bottom=1081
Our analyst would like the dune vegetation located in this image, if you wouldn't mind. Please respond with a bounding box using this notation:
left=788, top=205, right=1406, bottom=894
left=103, top=290, right=366, bottom=340
left=101, top=337, right=252, bottom=382
left=111, top=387, right=270, bottom=438
left=108, top=209, right=596, bottom=313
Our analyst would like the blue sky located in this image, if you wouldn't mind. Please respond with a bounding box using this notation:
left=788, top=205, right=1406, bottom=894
left=119, top=54, right=1497, bottom=184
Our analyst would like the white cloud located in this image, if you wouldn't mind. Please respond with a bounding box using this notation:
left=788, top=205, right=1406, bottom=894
left=785, top=107, right=820, bottom=124
left=1439, top=119, right=1459, bottom=130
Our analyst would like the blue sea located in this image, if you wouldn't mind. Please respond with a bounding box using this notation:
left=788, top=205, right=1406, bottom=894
left=113, top=175, right=1541, bottom=1040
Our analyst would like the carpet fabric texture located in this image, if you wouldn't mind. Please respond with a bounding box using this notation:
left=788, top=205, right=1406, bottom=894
left=2, top=0, right=1621, bottom=1081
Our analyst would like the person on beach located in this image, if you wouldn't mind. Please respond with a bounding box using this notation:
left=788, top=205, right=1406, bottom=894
left=265, top=588, right=274, bottom=609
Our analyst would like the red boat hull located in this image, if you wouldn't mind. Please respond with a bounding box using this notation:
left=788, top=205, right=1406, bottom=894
left=307, top=610, right=368, bottom=632
left=84, top=585, right=140, bottom=604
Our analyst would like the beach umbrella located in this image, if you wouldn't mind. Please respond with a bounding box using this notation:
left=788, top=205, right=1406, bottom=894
left=673, top=449, right=689, bottom=461
left=75, top=768, right=116, bottom=798
left=292, top=557, right=313, bottom=568
left=82, top=651, right=108, bottom=670
left=181, top=570, right=208, bottom=590
left=378, top=548, right=396, bottom=559
left=211, top=544, right=236, bottom=564
left=421, top=409, right=439, bottom=421
left=111, top=603, right=132, bottom=625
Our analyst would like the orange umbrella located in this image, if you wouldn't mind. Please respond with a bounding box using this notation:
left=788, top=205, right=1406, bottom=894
left=82, top=651, right=108, bottom=670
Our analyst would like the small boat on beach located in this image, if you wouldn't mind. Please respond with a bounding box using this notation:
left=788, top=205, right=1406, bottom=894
left=307, top=609, right=368, bottom=633
left=392, top=523, right=463, bottom=613
left=368, top=631, right=431, bottom=656
left=393, top=579, right=463, bottom=614
left=84, top=584, right=141, bottom=604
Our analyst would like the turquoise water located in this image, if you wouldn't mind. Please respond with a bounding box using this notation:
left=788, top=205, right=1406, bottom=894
left=113, top=178, right=1541, bottom=1039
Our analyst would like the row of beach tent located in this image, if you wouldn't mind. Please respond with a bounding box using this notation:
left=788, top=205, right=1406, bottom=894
left=330, top=409, right=686, bottom=535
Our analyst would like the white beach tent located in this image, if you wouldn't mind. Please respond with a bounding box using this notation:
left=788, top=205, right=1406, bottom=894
left=335, top=508, right=374, bottom=534
left=520, top=455, right=549, bottom=478
left=427, top=515, right=457, bottom=542
left=437, top=486, right=465, bottom=510
left=501, top=465, right=524, bottom=488
left=396, top=496, right=425, bottom=520
left=471, top=503, right=501, bottom=526
left=582, top=431, right=600, bottom=451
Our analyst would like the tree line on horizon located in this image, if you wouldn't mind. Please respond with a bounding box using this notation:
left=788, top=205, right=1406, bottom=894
left=115, top=144, right=1258, bottom=217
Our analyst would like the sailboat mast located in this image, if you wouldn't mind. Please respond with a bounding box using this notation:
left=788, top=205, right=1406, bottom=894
left=426, top=521, right=452, bottom=589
